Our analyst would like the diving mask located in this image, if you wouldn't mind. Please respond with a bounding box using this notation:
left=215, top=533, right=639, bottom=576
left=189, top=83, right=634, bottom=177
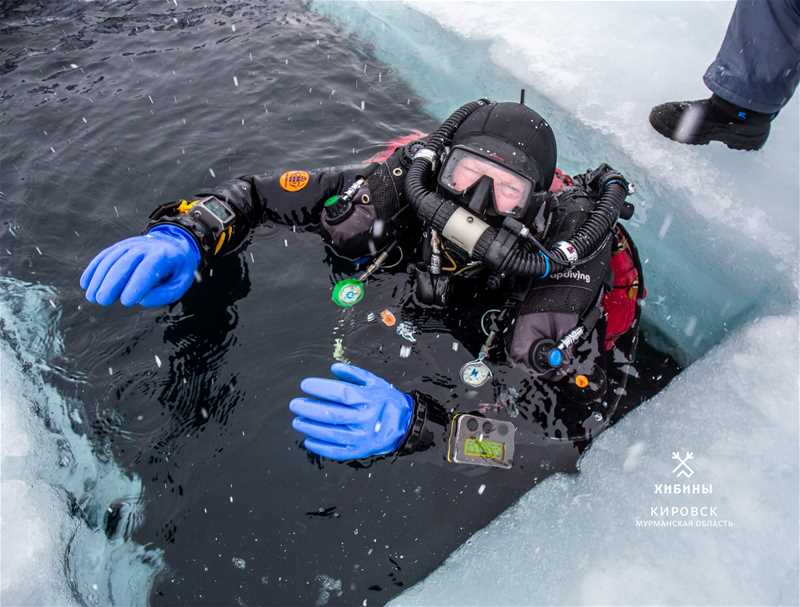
left=438, top=146, right=535, bottom=219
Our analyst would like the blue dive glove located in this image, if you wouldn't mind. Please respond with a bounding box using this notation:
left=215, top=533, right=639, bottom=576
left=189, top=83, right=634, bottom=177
left=80, top=225, right=201, bottom=307
left=289, top=363, right=415, bottom=461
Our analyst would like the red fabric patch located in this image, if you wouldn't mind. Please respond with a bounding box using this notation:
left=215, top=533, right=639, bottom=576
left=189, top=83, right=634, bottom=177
left=549, top=168, right=573, bottom=193
left=368, top=130, right=426, bottom=164
left=603, top=236, right=641, bottom=350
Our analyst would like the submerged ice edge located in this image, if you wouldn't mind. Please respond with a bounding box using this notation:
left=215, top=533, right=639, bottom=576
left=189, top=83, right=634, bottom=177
left=0, top=276, right=164, bottom=607
left=311, top=0, right=800, bottom=365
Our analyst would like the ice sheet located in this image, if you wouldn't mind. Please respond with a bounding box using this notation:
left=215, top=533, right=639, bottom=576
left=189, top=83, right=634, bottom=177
left=0, top=278, right=164, bottom=606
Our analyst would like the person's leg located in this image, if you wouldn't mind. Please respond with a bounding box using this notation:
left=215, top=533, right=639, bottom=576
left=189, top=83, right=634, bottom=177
left=704, top=0, right=800, bottom=114
left=649, top=0, right=800, bottom=150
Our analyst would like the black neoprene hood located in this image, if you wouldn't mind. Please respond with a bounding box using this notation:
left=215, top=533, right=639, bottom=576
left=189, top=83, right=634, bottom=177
left=450, top=101, right=557, bottom=192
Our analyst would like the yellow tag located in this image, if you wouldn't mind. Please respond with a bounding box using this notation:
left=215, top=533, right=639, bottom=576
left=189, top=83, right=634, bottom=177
left=279, top=170, right=310, bottom=192
left=213, top=226, right=233, bottom=255
left=214, top=232, right=226, bottom=255
left=177, top=199, right=199, bottom=214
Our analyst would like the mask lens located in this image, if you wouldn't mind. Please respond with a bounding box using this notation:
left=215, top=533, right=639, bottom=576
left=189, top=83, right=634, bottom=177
left=439, top=148, right=533, bottom=217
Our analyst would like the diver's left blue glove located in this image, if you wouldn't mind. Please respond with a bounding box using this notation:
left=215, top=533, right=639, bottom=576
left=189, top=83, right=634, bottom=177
left=289, top=363, right=414, bottom=461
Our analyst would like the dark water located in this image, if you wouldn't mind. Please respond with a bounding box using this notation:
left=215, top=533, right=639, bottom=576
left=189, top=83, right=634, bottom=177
left=0, top=2, right=681, bottom=606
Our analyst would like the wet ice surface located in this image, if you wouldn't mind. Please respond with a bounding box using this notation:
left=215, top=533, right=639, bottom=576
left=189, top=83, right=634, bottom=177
left=312, top=1, right=799, bottom=603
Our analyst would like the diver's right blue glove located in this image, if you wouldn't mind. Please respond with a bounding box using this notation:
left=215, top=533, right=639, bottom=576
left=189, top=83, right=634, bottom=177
left=80, top=224, right=201, bottom=307
left=289, top=363, right=414, bottom=461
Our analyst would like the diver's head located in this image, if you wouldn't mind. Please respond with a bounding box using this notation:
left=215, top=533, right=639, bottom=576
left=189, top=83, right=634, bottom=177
left=437, top=102, right=557, bottom=224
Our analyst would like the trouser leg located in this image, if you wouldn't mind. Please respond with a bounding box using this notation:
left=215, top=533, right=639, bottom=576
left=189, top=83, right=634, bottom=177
left=703, top=0, right=800, bottom=114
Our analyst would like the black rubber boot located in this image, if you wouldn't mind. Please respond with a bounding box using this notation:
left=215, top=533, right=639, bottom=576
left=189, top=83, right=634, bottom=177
left=649, top=94, right=774, bottom=151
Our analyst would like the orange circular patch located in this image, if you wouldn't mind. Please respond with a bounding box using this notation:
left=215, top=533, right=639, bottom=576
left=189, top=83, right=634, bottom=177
left=380, top=309, right=396, bottom=327
left=575, top=375, right=590, bottom=389
left=279, top=170, right=310, bottom=192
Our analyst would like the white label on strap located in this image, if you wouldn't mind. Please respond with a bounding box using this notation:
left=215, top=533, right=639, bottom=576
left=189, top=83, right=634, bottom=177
left=413, top=148, right=437, bottom=164
left=554, top=241, right=578, bottom=263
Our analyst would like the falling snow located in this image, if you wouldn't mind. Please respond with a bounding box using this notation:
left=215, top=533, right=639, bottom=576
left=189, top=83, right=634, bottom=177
left=685, top=316, right=698, bottom=337
left=658, top=213, right=673, bottom=239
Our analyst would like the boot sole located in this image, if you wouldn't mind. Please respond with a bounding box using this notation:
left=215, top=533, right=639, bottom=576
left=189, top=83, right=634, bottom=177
left=649, top=114, right=768, bottom=151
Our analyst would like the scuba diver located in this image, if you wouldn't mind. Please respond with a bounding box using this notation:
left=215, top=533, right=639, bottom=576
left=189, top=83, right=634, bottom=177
left=80, top=98, right=644, bottom=468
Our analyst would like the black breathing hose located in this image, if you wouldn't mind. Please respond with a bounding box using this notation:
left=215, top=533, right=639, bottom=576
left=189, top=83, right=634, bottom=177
left=498, top=178, right=628, bottom=276
left=404, top=99, right=489, bottom=231
left=570, top=179, right=628, bottom=258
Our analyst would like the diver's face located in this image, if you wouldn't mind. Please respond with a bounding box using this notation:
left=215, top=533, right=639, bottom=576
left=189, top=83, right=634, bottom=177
left=450, top=156, right=528, bottom=215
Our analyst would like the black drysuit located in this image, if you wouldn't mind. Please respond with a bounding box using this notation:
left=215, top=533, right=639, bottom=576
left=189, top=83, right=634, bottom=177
left=148, top=142, right=642, bottom=462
